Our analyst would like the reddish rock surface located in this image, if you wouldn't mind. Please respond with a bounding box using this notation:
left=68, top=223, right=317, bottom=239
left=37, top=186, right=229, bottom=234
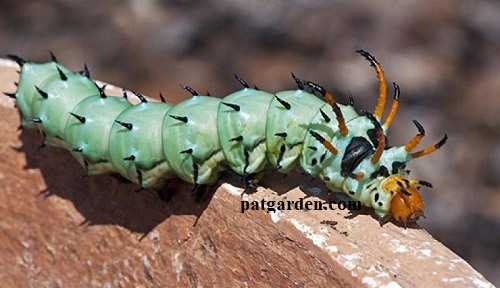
left=0, top=59, right=493, bottom=287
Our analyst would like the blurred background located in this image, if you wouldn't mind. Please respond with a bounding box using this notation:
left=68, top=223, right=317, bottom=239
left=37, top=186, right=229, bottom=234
left=1, top=0, right=498, bottom=284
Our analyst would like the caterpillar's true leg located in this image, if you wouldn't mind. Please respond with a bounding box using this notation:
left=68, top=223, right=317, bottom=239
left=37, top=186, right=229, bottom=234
left=191, top=184, right=209, bottom=203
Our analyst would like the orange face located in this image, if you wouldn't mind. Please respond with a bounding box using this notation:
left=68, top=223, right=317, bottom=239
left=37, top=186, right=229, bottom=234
left=390, top=186, right=425, bottom=225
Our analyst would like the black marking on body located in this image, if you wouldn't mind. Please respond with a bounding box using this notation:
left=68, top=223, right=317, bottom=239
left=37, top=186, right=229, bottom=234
left=319, top=152, right=327, bottom=163
left=392, top=161, right=406, bottom=174
left=229, top=135, right=243, bottom=142
left=123, top=155, right=135, bottom=161
left=370, top=165, right=389, bottom=179
left=276, top=144, right=286, bottom=170
left=341, top=137, right=374, bottom=177
left=180, top=148, right=193, bottom=154
left=193, top=163, right=199, bottom=183
left=136, top=169, right=143, bottom=189
left=275, top=132, right=287, bottom=138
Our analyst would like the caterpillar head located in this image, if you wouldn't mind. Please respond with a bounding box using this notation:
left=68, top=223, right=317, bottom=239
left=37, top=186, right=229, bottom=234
left=381, top=175, right=430, bottom=226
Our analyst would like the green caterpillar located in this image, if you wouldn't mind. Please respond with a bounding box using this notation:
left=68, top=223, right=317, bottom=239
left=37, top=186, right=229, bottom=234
left=5, top=51, right=447, bottom=225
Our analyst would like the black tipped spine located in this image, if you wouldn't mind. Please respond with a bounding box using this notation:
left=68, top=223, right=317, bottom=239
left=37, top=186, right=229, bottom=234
left=303, top=81, right=326, bottom=96
left=319, top=109, right=331, bottom=123
left=159, top=92, right=166, bottom=103
left=180, top=85, right=198, bottom=96
left=3, top=92, right=16, bottom=99
left=291, top=72, right=304, bottom=90
left=234, top=74, right=249, bottom=88
left=69, top=112, right=86, bottom=124
left=7, top=54, right=26, bottom=67
left=35, top=86, right=48, bottom=99
left=97, top=84, right=107, bottom=98
left=169, top=115, right=188, bottom=123
left=393, top=82, right=400, bottom=100
left=83, top=63, right=90, bottom=78
left=275, top=95, right=291, bottom=110
left=436, top=134, right=448, bottom=148
left=222, top=102, right=240, bottom=111
left=412, top=120, right=425, bottom=136
left=56, top=67, right=67, bottom=81
left=115, top=120, right=133, bottom=130
left=180, top=148, right=193, bottom=154
left=132, top=91, right=147, bottom=103
left=50, top=51, right=58, bottom=63
left=356, top=49, right=378, bottom=67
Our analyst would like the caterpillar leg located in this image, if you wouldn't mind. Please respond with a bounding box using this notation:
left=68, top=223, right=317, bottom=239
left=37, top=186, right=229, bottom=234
left=191, top=184, right=210, bottom=203
left=242, top=172, right=265, bottom=195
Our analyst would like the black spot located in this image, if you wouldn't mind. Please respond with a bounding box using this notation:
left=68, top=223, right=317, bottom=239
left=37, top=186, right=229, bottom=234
left=392, top=161, right=406, bottom=174
left=323, top=176, right=330, bottom=181
left=349, top=191, right=355, bottom=195
left=341, top=137, right=374, bottom=177
left=320, top=152, right=327, bottom=163
left=370, top=165, right=389, bottom=179
left=378, top=202, right=383, bottom=206
left=308, top=146, right=318, bottom=151
left=311, top=158, right=317, bottom=166
left=374, top=193, right=380, bottom=202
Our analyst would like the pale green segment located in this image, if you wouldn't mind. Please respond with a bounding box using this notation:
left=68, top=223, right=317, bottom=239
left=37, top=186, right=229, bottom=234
left=217, top=88, right=274, bottom=175
left=108, top=101, right=174, bottom=189
left=300, top=103, right=358, bottom=178
left=30, top=73, right=99, bottom=147
left=64, top=95, right=132, bottom=175
left=341, top=146, right=411, bottom=216
left=15, top=61, right=72, bottom=127
left=265, top=89, right=325, bottom=172
left=162, top=96, right=226, bottom=184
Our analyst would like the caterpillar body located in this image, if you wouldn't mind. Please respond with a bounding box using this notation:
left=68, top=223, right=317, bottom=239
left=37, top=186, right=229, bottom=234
left=5, top=51, right=447, bottom=226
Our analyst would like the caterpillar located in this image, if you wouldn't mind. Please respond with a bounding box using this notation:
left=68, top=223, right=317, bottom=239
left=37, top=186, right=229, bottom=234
left=4, top=51, right=447, bottom=226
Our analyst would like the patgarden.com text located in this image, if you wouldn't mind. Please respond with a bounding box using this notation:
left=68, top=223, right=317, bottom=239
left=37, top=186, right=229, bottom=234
left=241, top=198, right=362, bottom=213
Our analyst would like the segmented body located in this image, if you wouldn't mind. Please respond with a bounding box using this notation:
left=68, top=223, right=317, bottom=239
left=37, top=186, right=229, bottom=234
left=6, top=51, right=446, bottom=225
